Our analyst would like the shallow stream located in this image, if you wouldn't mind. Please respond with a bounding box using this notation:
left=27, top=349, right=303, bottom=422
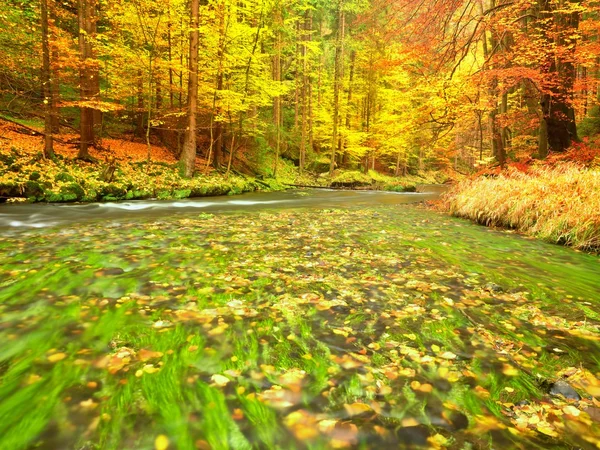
left=0, top=189, right=599, bottom=449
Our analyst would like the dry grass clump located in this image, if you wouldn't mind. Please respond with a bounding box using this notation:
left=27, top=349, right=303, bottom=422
left=442, top=163, right=600, bottom=251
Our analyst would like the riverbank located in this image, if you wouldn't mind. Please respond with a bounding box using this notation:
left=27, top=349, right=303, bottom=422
left=441, top=160, right=600, bottom=251
left=0, top=118, right=444, bottom=203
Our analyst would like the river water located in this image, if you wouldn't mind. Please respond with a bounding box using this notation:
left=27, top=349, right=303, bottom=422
left=0, top=188, right=442, bottom=231
left=0, top=188, right=599, bottom=449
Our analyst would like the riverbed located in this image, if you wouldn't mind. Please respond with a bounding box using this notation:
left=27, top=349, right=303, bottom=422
left=0, top=190, right=599, bottom=449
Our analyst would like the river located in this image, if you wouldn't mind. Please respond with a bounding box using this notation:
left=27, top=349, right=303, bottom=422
left=0, top=189, right=599, bottom=449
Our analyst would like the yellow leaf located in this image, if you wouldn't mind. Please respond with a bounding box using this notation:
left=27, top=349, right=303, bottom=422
left=502, top=364, right=519, bottom=376
left=343, top=402, right=372, bottom=417
left=401, top=417, right=420, bottom=427
left=155, top=434, right=169, bottom=450
left=211, top=374, right=230, bottom=387
left=440, top=351, right=457, bottom=360
left=431, top=344, right=441, bottom=353
left=537, top=425, right=558, bottom=437
left=562, top=405, right=580, bottom=417
left=48, top=353, right=67, bottom=363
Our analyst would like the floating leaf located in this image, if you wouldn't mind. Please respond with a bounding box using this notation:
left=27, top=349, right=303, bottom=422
left=154, top=434, right=169, bottom=450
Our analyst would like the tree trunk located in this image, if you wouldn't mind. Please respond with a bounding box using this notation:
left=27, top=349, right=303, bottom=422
left=41, top=0, right=54, bottom=158
left=536, top=0, right=580, bottom=153
left=329, top=0, right=344, bottom=176
left=51, top=48, right=60, bottom=133
left=299, top=13, right=307, bottom=173
left=179, top=0, right=199, bottom=178
left=77, top=0, right=95, bottom=160
left=273, top=10, right=282, bottom=177
left=136, top=70, right=145, bottom=137
left=341, top=50, right=355, bottom=167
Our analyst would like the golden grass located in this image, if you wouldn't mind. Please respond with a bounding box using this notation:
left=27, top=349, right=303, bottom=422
left=442, top=163, right=600, bottom=251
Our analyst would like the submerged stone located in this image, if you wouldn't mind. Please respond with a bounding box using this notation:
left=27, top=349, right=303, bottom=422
left=549, top=380, right=580, bottom=400
left=483, top=282, right=503, bottom=293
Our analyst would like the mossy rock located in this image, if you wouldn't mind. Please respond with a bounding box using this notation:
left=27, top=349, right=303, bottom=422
left=100, top=184, right=127, bottom=200
left=55, top=172, right=76, bottom=183
left=59, top=183, right=85, bottom=201
left=82, top=190, right=100, bottom=202
left=0, top=182, right=21, bottom=197
left=46, top=192, right=64, bottom=203
left=173, top=189, right=191, bottom=199
left=331, top=171, right=373, bottom=188
left=156, top=189, right=172, bottom=200
left=24, top=181, right=45, bottom=198
left=206, top=185, right=228, bottom=196
left=190, top=185, right=209, bottom=197
left=125, top=190, right=153, bottom=200
left=29, top=171, right=41, bottom=181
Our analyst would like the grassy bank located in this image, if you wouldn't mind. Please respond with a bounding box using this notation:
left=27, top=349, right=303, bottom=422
left=442, top=162, right=600, bottom=251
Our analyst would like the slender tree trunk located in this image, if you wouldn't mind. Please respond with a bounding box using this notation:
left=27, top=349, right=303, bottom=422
left=212, top=3, right=227, bottom=169
left=51, top=48, right=60, bottom=133
left=167, top=2, right=174, bottom=108
left=136, top=70, right=144, bottom=137
left=341, top=50, right=355, bottom=167
left=299, top=13, right=308, bottom=173
left=41, top=0, right=54, bottom=158
left=329, top=0, right=344, bottom=176
left=294, top=20, right=300, bottom=130
left=179, top=0, right=199, bottom=178
left=273, top=10, right=282, bottom=177
left=77, top=0, right=95, bottom=160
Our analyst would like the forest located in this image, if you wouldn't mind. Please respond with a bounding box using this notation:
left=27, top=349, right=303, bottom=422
left=1, top=0, right=598, bottom=180
left=1, top=1, right=600, bottom=450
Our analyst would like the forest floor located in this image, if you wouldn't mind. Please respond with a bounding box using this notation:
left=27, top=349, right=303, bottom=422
left=1, top=203, right=599, bottom=449
left=0, top=118, right=440, bottom=203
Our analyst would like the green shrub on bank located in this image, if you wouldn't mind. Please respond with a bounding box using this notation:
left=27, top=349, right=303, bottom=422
left=442, top=163, right=600, bottom=251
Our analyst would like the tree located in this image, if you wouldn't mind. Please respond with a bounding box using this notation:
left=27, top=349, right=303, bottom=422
left=77, top=0, right=97, bottom=160
left=41, top=0, right=54, bottom=158
left=179, top=0, right=199, bottom=178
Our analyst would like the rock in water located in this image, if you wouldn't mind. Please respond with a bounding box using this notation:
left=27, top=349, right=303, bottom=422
left=483, top=282, right=503, bottom=293
left=549, top=380, right=581, bottom=400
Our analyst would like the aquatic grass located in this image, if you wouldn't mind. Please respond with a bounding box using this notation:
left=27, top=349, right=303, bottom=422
left=1, top=206, right=599, bottom=448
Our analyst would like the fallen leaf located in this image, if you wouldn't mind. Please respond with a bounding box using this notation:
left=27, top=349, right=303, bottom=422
left=155, top=434, right=169, bottom=450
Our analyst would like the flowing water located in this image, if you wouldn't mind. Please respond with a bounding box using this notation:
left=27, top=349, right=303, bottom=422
left=0, top=189, right=599, bottom=450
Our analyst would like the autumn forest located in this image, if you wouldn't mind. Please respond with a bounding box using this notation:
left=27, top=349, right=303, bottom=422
left=2, top=0, right=599, bottom=178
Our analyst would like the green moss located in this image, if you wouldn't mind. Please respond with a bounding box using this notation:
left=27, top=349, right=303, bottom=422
left=24, top=181, right=44, bottom=198
left=173, top=189, right=191, bottom=199
left=59, top=182, right=85, bottom=201
left=100, top=184, right=127, bottom=201
left=156, top=189, right=172, bottom=200
left=54, top=172, right=75, bottom=183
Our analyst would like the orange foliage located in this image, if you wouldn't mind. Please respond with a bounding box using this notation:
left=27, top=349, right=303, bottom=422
left=0, top=120, right=202, bottom=166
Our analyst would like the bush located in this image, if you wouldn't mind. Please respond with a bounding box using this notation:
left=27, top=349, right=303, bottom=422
left=578, top=106, right=600, bottom=138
